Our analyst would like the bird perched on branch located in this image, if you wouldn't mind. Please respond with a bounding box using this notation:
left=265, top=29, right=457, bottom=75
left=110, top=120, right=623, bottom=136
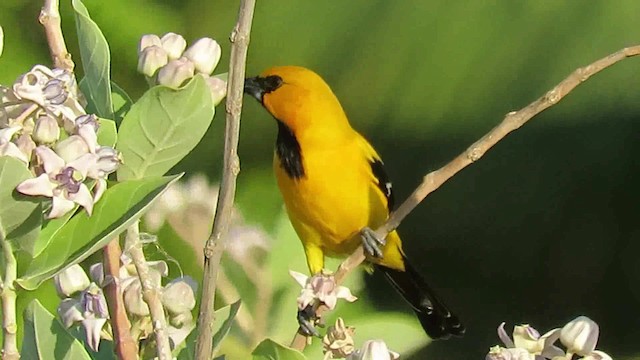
left=244, top=66, right=464, bottom=340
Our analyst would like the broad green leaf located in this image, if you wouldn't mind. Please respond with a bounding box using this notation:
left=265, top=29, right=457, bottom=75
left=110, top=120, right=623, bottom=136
left=111, top=81, right=133, bottom=125
left=116, top=75, right=214, bottom=180
left=29, top=209, right=74, bottom=259
left=17, top=174, right=182, bottom=289
left=22, top=300, right=91, bottom=360
left=72, top=0, right=113, bottom=118
left=212, top=300, right=242, bottom=354
left=252, top=339, right=307, bottom=360
left=176, top=301, right=241, bottom=360
left=96, top=118, right=117, bottom=147
left=155, top=222, right=203, bottom=285
left=79, top=80, right=132, bottom=125
left=0, top=157, right=42, bottom=255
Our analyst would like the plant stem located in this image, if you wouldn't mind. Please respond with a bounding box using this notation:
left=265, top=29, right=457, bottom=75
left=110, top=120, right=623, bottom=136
left=290, top=44, right=640, bottom=350
left=39, top=0, right=74, bottom=71
left=1, top=237, right=19, bottom=360
left=126, top=222, right=172, bottom=360
left=194, top=0, right=256, bottom=359
left=103, top=240, right=138, bottom=359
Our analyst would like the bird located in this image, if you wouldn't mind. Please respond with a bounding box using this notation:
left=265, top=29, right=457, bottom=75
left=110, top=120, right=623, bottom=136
left=244, top=65, right=464, bottom=340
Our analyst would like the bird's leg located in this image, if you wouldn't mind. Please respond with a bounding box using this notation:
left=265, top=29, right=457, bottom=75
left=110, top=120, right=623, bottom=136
left=360, top=226, right=386, bottom=258
left=297, top=303, right=323, bottom=337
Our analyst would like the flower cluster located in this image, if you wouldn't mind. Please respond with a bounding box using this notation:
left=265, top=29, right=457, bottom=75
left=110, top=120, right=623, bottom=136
left=322, top=318, right=400, bottom=360
left=55, top=251, right=198, bottom=352
left=487, top=316, right=611, bottom=360
left=137, top=33, right=226, bottom=105
left=1, top=65, right=121, bottom=218
left=290, top=271, right=357, bottom=311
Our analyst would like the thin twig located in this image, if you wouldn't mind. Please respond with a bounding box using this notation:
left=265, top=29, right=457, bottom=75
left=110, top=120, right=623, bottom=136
left=39, top=0, right=74, bottom=71
left=0, top=238, right=19, bottom=360
left=126, top=222, right=172, bottom=360
left=290, top=45, right=640, bottom=350
left=194, top=0, right=256, bottom=359
left=103, top=240, right=138, bottom=360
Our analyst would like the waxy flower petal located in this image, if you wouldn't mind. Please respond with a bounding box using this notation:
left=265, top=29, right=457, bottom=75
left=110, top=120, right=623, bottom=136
left=290, top=270, right=357, bottom=311
left=54, top=264, right=90, bottom=297
left=560, top=316, right=599, bottom=356
left=183, top=38, right=221, bottom=75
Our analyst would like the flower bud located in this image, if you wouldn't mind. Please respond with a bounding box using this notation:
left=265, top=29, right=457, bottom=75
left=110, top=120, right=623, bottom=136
left=54, top=135, right=89, bottom=163
left=183, top=38, right=221, bottom=75
left=138, top=34, right=162, bottom=54
left=88, top=146, right=121, bottom=179
left=123, top=281, right=149, bottom=316
left=169, top=310, right=193, bottom=328
left=156, top=58, right=195, bottom=88
left=160, top=32, right=187, bottom=60
left=204, top=75, right=227, bottom=106
left=54, top=264, right=90, bottom=297
left=15, top=134, right=36, bottom=161
left=138, top=45, right=168, bottom=78
left=161, top=277, right=197, bottom=314
left=32, top=115, right=60, bottom=143
left=354, top=340, right=399, bottom=360
left=560, top=316, right=599, bottom=356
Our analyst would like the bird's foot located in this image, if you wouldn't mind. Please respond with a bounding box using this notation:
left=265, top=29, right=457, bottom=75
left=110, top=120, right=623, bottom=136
left=360, top=226, right=386, bottom=258
left=297, top=304, right=323, bottom=337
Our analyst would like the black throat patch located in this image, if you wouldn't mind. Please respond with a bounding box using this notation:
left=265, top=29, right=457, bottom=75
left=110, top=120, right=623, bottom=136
left=276, top=120, right=305, bottom=179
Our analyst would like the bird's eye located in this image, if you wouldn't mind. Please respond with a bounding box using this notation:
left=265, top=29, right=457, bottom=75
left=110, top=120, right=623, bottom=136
left=263, top=75, right=283, bottom=93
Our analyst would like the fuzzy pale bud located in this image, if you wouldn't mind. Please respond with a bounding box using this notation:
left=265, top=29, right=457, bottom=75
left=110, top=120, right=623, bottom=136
left=156, top=57, right=195, bottom=88
left=32, top=114, right=60, bottom=143
left=138, top=45, right=168, bottom=78
left=54, top=135, right=89, bottom=163
left=162, top=277, right=197, bottom=315
left=183, top=38, right=221, bottom=75
left=204, top=75, right=227, bottom=106
left=560, top=316, right=599, bottom=356
left=160, top=32, right=187, bottom=60
left=54, top=264, right=90, bottom=298
left=138, top=34, right=162, bottom=54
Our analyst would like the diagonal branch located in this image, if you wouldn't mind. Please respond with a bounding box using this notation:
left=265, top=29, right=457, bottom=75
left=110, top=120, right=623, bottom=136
left=39, top=0, right=74, bottom=71
left=290, top=45, right=640, bottom=350
left=194, top=0, right=256, bottom=359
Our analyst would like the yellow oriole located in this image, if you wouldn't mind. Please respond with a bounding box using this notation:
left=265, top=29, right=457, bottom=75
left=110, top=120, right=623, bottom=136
left=244, top=66, right=464, bottom=339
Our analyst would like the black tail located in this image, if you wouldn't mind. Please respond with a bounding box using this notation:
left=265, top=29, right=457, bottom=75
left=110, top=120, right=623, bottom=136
left=376, top=255, right=465, bottom=340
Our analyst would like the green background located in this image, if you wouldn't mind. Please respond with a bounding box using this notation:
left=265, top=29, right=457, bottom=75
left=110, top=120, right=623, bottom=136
left=1, top=1, right=639, bottom=359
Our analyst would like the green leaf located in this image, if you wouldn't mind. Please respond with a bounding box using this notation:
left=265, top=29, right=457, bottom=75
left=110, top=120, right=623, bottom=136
left=17, top=174, right=182, bottom=290
left=22, top=299, right=92, bottom=360
left=116, top=75, right=214, bottom=180
left=176, top=301, right=241, bottom=359
left=29, top=209, right=74, bottom=259
left=212, top=300, right=242, bottom=355
left=111, top=81, right=133, bottom=125
left=96, top=118, right=117, bottom=147
left=0, top=157, right=42, bottom=255
left=252, top=339, right=307, bottom=360
left=72, top=0, right=113, bottom=119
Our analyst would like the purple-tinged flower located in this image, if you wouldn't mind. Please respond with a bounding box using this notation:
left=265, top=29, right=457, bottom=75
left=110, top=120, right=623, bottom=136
left=57, top=281, right=109, bottom=352
left=290, top=270, right=357, bottom=311
left=16, top=146, right=94, bottom=218
left=496, top=322, right=563, bottom=359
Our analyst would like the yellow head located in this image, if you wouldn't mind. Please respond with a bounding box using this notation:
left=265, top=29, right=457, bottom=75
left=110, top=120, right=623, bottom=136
left=244, top=66, right=352, bottom=137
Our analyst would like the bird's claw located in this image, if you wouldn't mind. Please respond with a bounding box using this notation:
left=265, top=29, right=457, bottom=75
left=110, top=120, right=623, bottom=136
left=297, top=304, right=322, bottom=337
left=360, top=226, right=386, bottom=258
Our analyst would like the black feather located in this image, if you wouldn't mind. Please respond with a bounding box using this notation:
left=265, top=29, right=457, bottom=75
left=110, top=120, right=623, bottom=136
left=376, top=256, right=465, bottom=339
left=276, top=120, right=305, bottom=179
left=370, top=159, right=394, bottom=211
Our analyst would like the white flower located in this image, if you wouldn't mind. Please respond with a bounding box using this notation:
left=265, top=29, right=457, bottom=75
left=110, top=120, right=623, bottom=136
left=496, top=322, right=563, bottom=359
left=138, top=45, right=169, bottom=78
left=290, top=271, right=357, bottom=311
left=348, top=340, right=399, bottom=360
left=57, top=283, right=109, bottom=352
left=486, top=345, right=535, bottom=360
left=16, top=146, right=94, bottom=218
left=0, top=126, right=28, bottom=163
left=560, top=316, right=599, bottom=356
left=183, top=38, right=221, bottom=75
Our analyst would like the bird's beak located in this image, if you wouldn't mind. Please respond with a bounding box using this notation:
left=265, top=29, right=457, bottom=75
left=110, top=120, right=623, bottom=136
left=244, top=77, right=264, bottom=103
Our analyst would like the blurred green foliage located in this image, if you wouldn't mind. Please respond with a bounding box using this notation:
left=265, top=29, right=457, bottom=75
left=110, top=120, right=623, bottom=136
left=1, top=1, right=639, bottom=359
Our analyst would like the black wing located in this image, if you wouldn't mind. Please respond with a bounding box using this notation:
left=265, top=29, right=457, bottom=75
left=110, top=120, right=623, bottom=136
left=370, top=158, right=395, bottom=212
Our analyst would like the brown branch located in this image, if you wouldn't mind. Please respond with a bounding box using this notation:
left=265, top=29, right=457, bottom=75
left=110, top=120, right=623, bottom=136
left=39, top=0, right=74, bottom=71
left=126, top=222, right=172, bottom=360
left=103, top=240, right=138, bottom=360
left=194, top=0, right=256, bottom=359
left=290, top=45, right=640, bottom=350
